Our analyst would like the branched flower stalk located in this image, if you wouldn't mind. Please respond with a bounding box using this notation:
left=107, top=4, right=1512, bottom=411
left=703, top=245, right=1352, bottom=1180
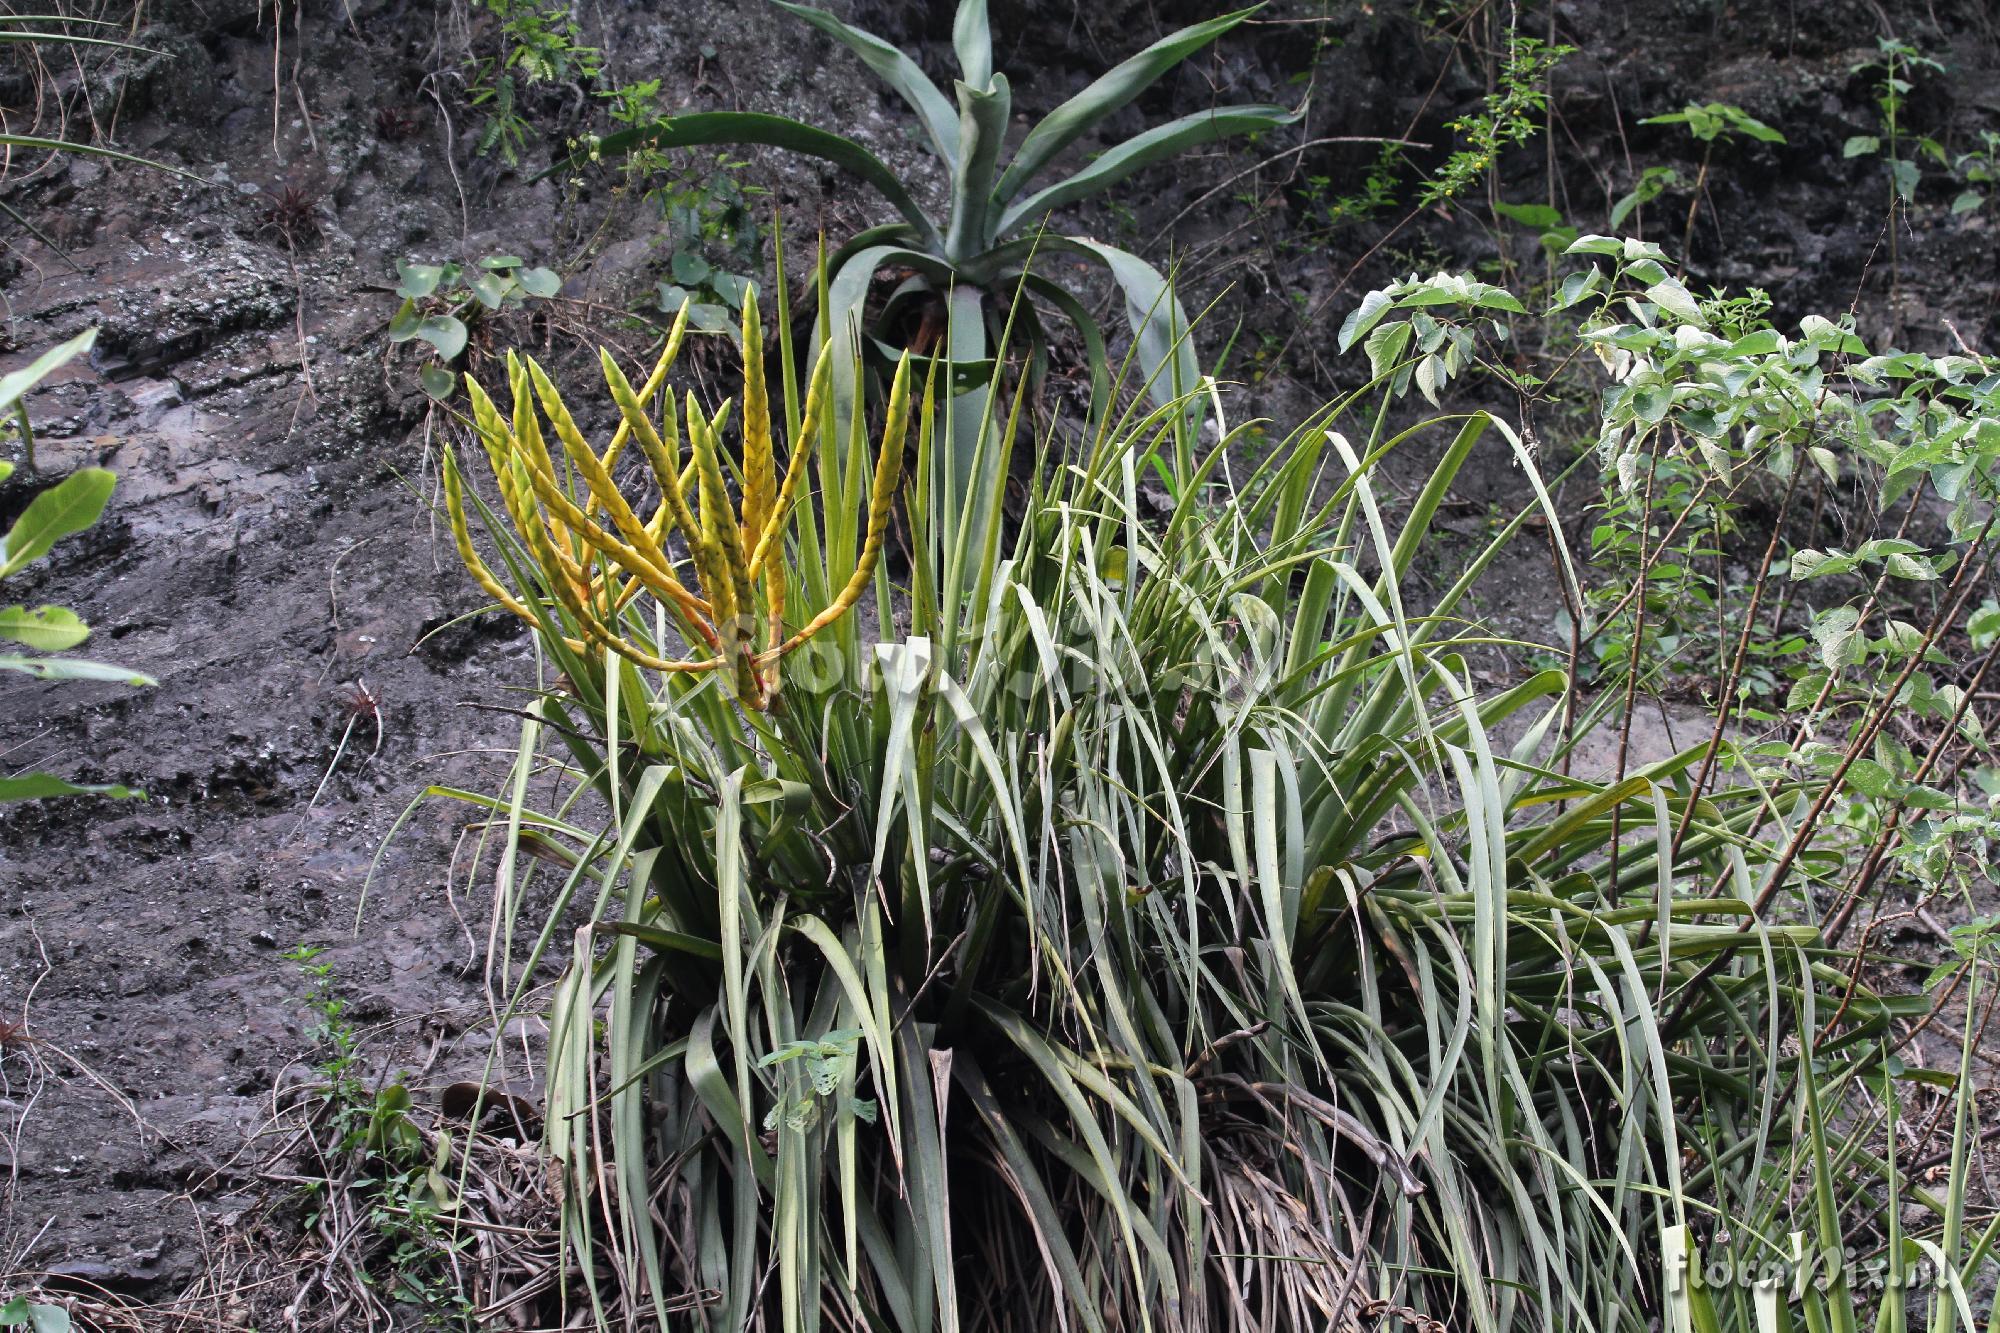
left=442, top=290, right=911, bottom=711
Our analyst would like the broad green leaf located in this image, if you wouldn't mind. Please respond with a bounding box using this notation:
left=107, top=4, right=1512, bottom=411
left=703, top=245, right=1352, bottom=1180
left=1340, top=288, right=1397, bottom=352
left=1492, top=200, right=1563, bottom=228
left=1566, top=234, right=1625, bottom=255
left=1363, top=320, right=1413, bottom=382
left=516, top=266, right=562, bottom=298
left=415, top=315, right=468, bottom=362
left=1889, top=157, right=1920, bottom=202
left=0, top=603, right=88, bottom=650
left=1843, top=134, right=1880, bottom=158
left=394, top=261, right=444, bottom=299
left=0, top=467, right=115, bottom=578
left=468, top=270, right=509, bottom=309
left=1645, top=276, right=1704, bottom=325
left=1726, top=329, right=1782, bottom=357
left=1551, top=267, right=1602, bottom=311
left=1844, top=758, right=1899, bottom=800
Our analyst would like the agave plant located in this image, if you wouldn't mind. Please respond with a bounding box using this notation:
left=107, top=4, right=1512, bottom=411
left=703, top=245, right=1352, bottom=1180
left=559, top=0, right=1296, bottom=469
left=417, top=250, right=1918, bottom=1332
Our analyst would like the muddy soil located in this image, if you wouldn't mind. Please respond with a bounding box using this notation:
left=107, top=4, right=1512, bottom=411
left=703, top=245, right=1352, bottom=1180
left=0, top=0, right=1995, bottom=1320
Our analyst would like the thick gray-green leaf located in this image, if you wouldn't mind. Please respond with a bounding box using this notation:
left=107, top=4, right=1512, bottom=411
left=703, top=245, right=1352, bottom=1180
left=1055, top=236, right=1197, bottom=417
left=770, top=0, right=960, bottom=163
left=0, top=467, right=115, bottom=579
left=996, top=102, right=1300, bottom=239
left=548, top=111, right=938, bottom=245
left=953, top=0, right=992, bottom=87
left=996, top=6, right=1260, bottom=201
left=944, top=75, right=1013, bottom=264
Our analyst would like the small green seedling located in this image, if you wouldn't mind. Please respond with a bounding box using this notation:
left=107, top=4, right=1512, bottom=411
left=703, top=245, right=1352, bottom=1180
left=387, top=255, right=561, bottom=399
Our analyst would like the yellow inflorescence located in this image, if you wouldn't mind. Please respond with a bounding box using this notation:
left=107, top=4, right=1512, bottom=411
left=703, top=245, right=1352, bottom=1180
left=443, top=290, right=911, bottom=711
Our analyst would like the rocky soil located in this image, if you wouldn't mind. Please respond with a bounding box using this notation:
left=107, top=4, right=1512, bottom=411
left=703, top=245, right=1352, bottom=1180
left=0, top=0, right=1995, bottom=1323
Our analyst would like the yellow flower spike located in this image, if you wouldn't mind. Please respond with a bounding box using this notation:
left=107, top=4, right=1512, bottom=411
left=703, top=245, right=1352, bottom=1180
left=506, top=354, right=572, bottom=551
left=738, top=285, right=775, bottom=550
left=443, top=446, right=604, bottom=657
left=600, top=301, right=692, bottom=471
left=523, top=355, right=704, bottom=612
left=685, top=397, right=764, bottom=703
left=463, top=377, right=535, bottom=532
left=746, top=350, right=833, bottom=580
left=453, top=335, right=904, bottom=712
left=763, top=544, right=787, bottom=697
left=442, top=447, right=534, bottom=624
left=507, top=444, right=717, bottom=641
left=688, top=399, right=755, bottom=614
left=488, top=356, right=695, bottom=618
left=602, top=354, right=722, bottom=614
left=760, top=351, right=912, bottom=663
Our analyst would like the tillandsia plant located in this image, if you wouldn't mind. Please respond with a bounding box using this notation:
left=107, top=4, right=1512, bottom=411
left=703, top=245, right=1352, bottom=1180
left=0, top=329, right=153, bottom=802
left=412, top=238, right=1931, bottom=1332
left=552, top=0, right=1297, bottom=465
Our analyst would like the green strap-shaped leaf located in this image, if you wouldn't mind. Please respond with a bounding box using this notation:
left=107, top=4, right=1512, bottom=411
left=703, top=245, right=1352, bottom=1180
left=995, top=5, right=1263, bottom=202
left=596, top=919, right=724, bottom=960
left=770, top=0, right=960, bottom=164
left=0, top=773, right=143, bottom=803
left=0, top=133, right=205, bottom=182
left=0, top=328, right=94, bottom=417
left=0, top=603, right=89, bottom=651
left=0, top=467, right=116, bottom=578
left=550, top=111, right=939, bottom=249
left=0, top=653, right=154, bottom=684
left=995, top=102, right=1300, bottom=240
